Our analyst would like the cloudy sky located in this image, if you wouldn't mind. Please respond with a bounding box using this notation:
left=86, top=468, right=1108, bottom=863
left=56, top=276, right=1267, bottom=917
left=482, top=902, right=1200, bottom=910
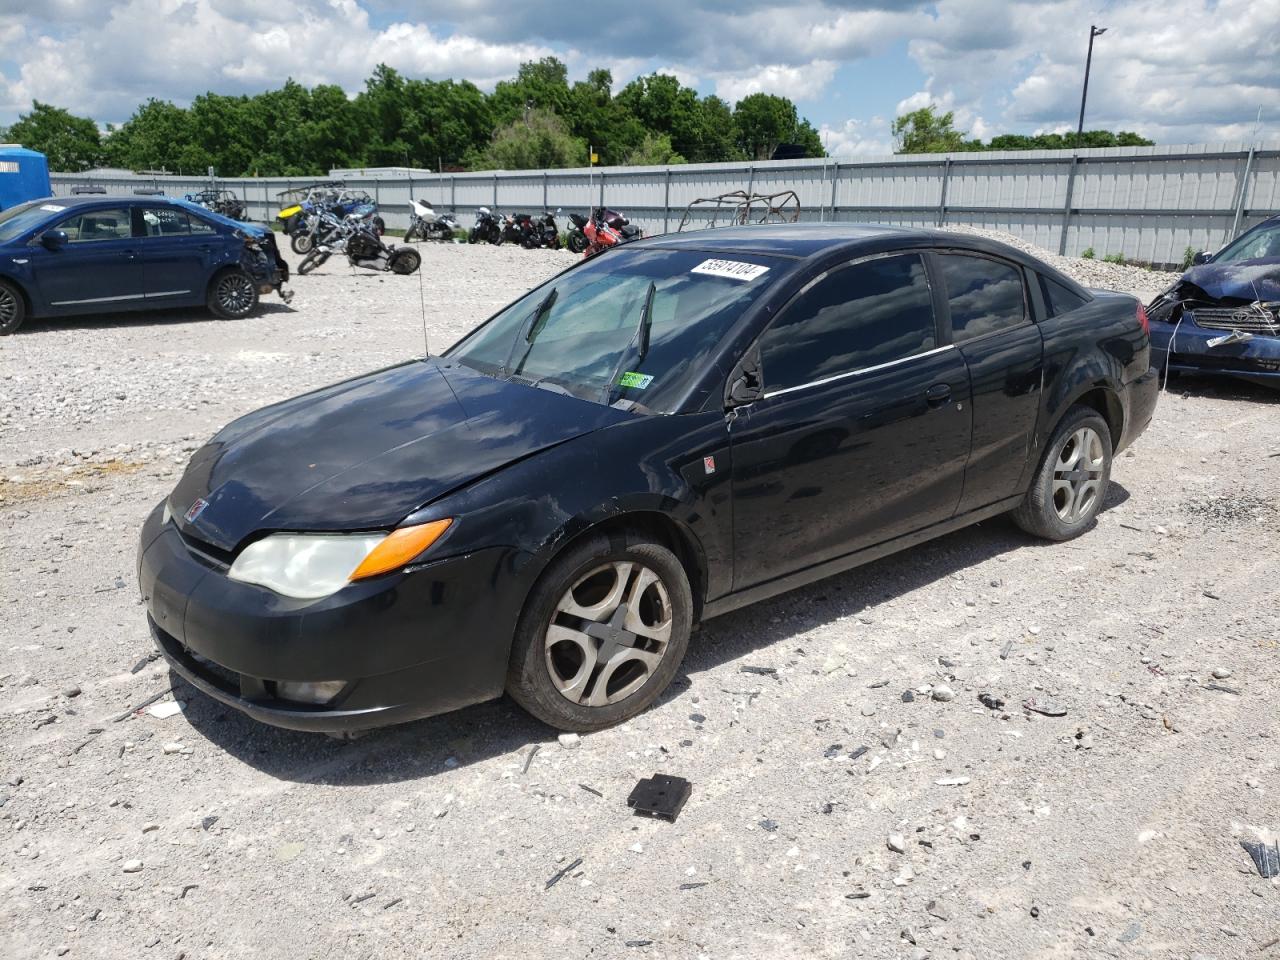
left=1, top=0, right=1278, bottom=156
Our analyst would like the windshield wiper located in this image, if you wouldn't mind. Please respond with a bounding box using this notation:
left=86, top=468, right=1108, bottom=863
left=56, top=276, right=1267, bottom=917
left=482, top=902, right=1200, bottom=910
left=601, top=281, right=656, bottom=406
left=502, top=287, right=558, bottom=378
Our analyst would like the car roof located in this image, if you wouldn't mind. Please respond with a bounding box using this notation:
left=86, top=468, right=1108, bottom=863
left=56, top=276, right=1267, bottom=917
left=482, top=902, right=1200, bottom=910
left=636, top=222, right=1047, bottom=265
left=43, top=194, right=187, bottom=209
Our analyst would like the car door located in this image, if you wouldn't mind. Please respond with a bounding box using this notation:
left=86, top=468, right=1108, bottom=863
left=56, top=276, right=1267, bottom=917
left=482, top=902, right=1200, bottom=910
left=932, top=251, right=1045, bottom=514
left=728, top=252, right=972, bottom=590
left=137, top=206, right=218, bottom=304
left=28, top=206, right=144, bottom=313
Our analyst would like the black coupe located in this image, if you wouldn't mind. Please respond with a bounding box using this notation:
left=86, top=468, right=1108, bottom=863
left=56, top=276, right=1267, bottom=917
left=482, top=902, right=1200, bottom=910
left=138, top=224, right=1158, bottom=733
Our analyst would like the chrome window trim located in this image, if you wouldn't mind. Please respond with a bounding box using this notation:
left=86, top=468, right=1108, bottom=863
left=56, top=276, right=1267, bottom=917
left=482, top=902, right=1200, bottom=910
left=762, top=344, right=956, bottom=400
left=753, top=249, right=942, bottom=400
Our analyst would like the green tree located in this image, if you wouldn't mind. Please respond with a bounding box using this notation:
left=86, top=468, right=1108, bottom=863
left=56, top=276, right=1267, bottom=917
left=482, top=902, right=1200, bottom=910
left=623, top=132, right=685, bottom=166
left=732, top=93, right=816, bottom=161
left=104, top=99, right=196, bottom=173
left=489, top=57, right=573, bottom=128
left=891, top=106, right=968, bottom=154
left=6, top=101, right=101, bottom=171
left=471, top=108, right=587, bottom=170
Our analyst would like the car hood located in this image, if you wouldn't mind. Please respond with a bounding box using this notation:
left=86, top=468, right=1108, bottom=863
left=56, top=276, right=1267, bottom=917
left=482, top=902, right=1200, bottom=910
left=170, top=358, right=630, bottom=552
left=1183, top=260, right=1280, bottom=302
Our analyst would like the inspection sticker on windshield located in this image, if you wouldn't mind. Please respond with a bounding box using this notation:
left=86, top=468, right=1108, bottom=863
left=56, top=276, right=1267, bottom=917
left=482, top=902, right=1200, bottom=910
left=39, top=204, right=66, bottom=212
left=618, top=371, right=654, bottom=389
left=691, top=258, right=769, bottom=282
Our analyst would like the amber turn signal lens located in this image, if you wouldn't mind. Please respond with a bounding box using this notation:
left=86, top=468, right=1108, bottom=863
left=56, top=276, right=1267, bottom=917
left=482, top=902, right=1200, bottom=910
left=349, top=519, right=453, bottom=581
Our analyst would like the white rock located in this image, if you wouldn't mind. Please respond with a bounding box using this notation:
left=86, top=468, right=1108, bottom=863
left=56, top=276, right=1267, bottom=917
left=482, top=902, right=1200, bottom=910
left=557, top=733, right=580, bottom=750
left=161, top=742, right=183, bottom=755
left=121, top=859, right=143, bottom=873
left=887, top=833, right=907, bottom=853
left=931, top=685, right=955, bottom=702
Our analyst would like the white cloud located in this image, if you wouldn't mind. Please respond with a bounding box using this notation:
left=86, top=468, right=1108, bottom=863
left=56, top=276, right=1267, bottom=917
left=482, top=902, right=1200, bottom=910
left=0, top=0, right=552, bottom=122
left=715, top=61, right=839, bottom=104
left=819, top=116, right=894, bottom=157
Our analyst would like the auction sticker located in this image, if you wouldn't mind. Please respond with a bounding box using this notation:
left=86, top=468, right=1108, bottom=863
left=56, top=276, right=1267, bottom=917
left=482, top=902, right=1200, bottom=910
left=40, top=204, right=66, bottom=212
left=691, top=259, right=770, bottom=282
left=618, top=371, right=654, bottom=389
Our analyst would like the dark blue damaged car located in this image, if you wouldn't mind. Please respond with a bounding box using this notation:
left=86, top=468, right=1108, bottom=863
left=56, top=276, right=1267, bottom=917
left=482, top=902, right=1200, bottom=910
left=1147, top=216, right=1280, bottom=389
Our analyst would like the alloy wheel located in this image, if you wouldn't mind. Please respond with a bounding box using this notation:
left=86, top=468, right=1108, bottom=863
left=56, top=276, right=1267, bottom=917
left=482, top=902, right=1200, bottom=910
left=216, top=274, right=255, bottom=316
left=1052, top=426, right=1106, bottom=523
left=544, top=561, right=673, bottom=707
left=0, top=287, right=17, bottom=330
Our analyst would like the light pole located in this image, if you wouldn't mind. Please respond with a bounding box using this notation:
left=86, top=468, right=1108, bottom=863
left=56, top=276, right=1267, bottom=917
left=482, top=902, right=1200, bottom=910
left=1075, top=25, right=1107, bottom=148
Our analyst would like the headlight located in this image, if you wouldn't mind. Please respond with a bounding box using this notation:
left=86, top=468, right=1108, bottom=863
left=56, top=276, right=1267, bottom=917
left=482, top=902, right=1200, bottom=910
left=227, top=520, right=452, bottom=600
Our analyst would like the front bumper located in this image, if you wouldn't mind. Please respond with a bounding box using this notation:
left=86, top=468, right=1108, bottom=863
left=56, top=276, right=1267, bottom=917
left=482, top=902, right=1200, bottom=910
left=1151, top=322, right=1280, bottom=388
left=137, top=503, right=521, bottom=732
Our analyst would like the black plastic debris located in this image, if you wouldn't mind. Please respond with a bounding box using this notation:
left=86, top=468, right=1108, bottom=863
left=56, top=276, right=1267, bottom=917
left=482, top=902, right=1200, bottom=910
left=901, top=690, right=915, bottom=703
left=627, top=774, right=691, bottom=823
left=1241, top=839, right=1280, bottom=878
left=978, top=693, right=1005, bottom=711
left=1023, top=699, right=1068, bottom=717
left=678, top=882, right=707, bottom=890
left=759, top=818, right=779, bottom=832
left=578, top=783, right=603, bottom=798
left=740, top=665, right=778, bottom=677
left=545, top=857, right=583, bottom=890
left=848, top=746, right=869, bottom=761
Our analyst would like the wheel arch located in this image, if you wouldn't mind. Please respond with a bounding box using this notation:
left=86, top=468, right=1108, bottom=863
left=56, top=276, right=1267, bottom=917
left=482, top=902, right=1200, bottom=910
left=1065, top=384, right=1124, bottom=449
left=530, top=509, right=710, bottom=626
left=0, top=273, right=35, bottom=318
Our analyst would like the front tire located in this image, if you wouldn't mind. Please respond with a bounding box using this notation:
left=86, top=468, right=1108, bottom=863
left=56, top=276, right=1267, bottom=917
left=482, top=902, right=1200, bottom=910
left=207, top=270, right=259, bottom=319
left=507, top=532, right=693, bottom=732
left=297, top=250, right=329, bottom=276
left=1011, top=405, right=1113, bottom=541
left=291, top=233, right=314, bottom=255
left=0, top=280, right=26, bottom=335
left=567, top=232, right=587, bottom=254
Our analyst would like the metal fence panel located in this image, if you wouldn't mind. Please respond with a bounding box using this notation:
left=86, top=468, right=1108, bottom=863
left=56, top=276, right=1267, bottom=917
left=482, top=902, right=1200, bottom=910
left=48, top=142, right=1280, bottom=266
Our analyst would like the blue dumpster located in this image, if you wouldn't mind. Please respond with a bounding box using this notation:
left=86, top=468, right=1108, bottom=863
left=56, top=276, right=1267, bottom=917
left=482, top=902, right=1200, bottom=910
left=0, top=146, right=52, bottom=211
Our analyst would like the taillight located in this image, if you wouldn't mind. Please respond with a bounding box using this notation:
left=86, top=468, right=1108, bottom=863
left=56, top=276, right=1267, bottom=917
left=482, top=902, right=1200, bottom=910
left=1136, top=302, right=1150, bottom=334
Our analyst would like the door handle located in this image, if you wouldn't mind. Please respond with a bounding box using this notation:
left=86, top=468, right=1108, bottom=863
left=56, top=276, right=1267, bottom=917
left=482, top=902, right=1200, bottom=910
left=925, top=383, right=952, bottom=406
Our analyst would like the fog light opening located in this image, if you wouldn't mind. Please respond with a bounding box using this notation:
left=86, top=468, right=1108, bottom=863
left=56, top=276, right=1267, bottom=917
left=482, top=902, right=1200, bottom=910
left=274, top=680, right=347, bottom=705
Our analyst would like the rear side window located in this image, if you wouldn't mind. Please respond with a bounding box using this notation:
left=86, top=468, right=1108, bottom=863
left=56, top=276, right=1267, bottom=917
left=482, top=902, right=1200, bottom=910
left=58, top=208, right=133, bottom=243
left=760, top=253, right=937, bottom=392
left=937, top=253, right=1027, bottom=342
left=141, top=208, right=218, bottom=237
left=1040, top=275, right=1091, bottom=317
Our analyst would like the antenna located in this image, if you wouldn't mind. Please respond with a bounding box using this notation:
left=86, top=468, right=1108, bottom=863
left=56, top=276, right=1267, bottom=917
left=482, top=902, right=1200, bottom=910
left=418, top=257, right=429, bottom=357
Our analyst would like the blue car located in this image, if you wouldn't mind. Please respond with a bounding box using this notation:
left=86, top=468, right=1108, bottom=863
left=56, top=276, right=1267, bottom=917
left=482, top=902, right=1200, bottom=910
left=0, top=195, right=292, bottom=335
left=1147, top=215, right=1280, bottom=389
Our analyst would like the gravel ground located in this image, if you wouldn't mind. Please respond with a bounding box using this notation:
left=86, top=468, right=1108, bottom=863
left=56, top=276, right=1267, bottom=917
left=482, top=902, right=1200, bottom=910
left=2, top=233, right=1278, bottom=960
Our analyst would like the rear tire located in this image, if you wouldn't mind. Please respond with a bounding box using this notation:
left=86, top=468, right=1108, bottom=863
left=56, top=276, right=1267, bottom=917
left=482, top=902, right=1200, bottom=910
left=389, top=248, right=421, bottom=275
left=506, top=531, right=693, bottom=732
left=207, top=270, right=259, bottom=320
left=0, top=280, right=25, bottom=335
left=1011, top=405, right=1113, bottom=541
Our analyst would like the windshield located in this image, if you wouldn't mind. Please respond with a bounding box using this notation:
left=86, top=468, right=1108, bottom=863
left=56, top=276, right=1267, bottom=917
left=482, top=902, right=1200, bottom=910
left=1214, top=222, right=1280, bottom=263
left=0, top=200, right=59, bottom=243
left=447, top=247, right=785, bottom=412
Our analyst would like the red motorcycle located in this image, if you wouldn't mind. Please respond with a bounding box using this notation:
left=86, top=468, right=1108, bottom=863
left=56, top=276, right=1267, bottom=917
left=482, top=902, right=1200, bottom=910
left=569, top=208, right=643, bottom=259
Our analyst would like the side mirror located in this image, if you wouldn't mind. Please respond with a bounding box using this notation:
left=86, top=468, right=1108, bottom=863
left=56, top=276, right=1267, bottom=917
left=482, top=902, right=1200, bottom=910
left=1191, top=251, right=1211, bottom=266
left=41, top=230, right=69, bottom=250
left=725, top=349, right=763, bottom=408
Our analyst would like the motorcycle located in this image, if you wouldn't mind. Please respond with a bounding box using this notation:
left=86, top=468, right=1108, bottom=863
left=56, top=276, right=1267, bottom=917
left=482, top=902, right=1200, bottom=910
left=405, top=199, right=460, bottom=242
left=572, top=207, right=644, bottom=259
left=500, top=212, right=530, bottom=246
left=525, top=210, right=562, bottom=249
left=297, top=217, right=421, bottom=276
left=469, top=207, right=503, bottom=245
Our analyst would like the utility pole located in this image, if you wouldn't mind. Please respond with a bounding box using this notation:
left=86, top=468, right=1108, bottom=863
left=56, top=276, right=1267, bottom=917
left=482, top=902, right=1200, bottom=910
left=1075, top=25, right=1107, bottom=148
